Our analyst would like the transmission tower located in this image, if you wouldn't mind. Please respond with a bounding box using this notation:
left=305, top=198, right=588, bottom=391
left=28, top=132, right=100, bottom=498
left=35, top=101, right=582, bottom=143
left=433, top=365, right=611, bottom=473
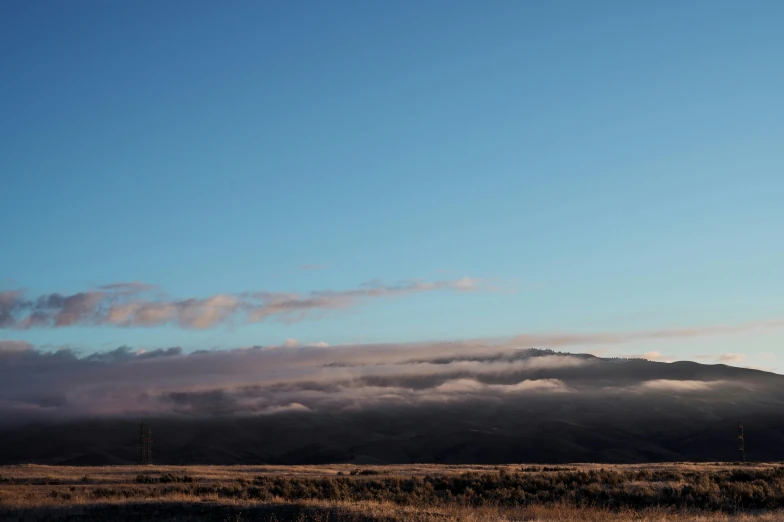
left=737, top=422, right=745, bottom=462
left=138, top=423, right=153, bottom=465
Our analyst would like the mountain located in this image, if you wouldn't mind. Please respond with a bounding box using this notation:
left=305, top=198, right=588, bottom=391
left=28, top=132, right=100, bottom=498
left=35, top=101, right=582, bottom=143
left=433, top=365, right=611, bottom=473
left=1, top=352, right=783, bottom=465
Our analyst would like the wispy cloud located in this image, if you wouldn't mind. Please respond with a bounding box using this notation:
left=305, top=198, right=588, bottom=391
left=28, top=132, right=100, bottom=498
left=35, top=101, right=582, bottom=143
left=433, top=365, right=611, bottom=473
left=504, top=319, right=784, bottom=350
left=694, top=353, right=749, bottom=365
left=717, top=353, right=747, bottom=364
left=299, top=264, right=325, bottom=271
left=0, top=277, right=488, bottom=330
left=97, top=282, right=160, bottom=293
left=627, top=351, right=674, bottom=362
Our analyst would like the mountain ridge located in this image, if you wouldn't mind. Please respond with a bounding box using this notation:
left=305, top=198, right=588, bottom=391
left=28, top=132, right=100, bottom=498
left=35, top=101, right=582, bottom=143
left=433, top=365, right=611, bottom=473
left=2, top=352, right=782, bottom=465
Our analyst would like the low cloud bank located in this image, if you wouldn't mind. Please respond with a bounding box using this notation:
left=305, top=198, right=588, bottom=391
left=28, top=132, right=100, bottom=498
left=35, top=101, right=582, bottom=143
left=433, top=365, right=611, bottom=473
left=0, top=333, right=770, bottom=423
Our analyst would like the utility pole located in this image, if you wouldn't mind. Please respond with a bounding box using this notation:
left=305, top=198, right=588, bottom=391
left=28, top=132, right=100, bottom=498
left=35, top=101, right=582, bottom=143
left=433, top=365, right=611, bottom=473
left=146, top=425, right=152, bottom=465
left=737, top=422, right=745, bottom=462
left=139, top=423, right=153, bottom=465
left=139, top=423, right=144, bottom=464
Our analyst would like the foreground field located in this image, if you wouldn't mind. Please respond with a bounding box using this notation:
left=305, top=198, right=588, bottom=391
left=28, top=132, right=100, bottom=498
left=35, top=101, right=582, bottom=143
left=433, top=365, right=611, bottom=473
left=2, top=463, right=784, bottom=521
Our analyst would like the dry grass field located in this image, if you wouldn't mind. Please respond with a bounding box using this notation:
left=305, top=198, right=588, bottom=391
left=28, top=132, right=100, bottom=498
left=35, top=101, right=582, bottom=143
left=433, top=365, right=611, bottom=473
left=2, top=462, right=784, bottom=521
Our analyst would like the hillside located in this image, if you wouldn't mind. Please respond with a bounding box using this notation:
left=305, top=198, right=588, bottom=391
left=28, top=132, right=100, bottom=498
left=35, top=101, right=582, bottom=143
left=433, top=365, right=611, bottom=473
left=1, top=351, right=783, bottom=465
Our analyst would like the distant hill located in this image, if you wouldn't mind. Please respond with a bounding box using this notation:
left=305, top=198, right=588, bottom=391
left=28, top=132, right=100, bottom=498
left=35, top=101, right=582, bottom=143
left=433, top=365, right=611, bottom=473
left=1, top=352, right=783, bottom=465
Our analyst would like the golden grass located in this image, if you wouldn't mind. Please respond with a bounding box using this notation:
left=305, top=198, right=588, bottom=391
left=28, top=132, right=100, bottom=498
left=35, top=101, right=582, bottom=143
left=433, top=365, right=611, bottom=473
left=2, top=461, right=776, bottom=482
left=2, top=462, right=783, bottom=521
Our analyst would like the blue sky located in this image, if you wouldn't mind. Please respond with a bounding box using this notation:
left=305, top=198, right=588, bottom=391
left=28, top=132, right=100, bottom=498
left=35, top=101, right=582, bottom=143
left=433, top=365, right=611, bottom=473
left=1, top=1, right=783, bottom=369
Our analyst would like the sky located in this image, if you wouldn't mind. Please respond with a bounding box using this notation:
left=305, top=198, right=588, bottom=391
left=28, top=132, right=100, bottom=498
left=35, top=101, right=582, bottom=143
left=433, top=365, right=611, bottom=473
left=1, top=1, right=783, bottom=373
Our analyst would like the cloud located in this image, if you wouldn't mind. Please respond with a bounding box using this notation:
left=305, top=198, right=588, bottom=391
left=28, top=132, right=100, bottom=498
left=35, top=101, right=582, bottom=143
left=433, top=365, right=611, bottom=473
left=0, top=291, right=23, bottom=327
left=636, top=379, right=728, bottom=393
left=0, top=339, right=585, bottom=421
left=0, top=316, right=780, bottom=423
left=503, top=319, right=784, bottom=350
left=434, top=378, right=486, bottom=394
left=717, top=353, right=746, bottom=364
left=0, top=277, right=489, bottom=330
left=434, top=378, right=569, bottom=395
left=450, top=277, right=484, bottom=291
left=0, top=340, right=33, bottom=354
left=1, top=327, right=775, bottom=424
left=630, top=351, right=674, bottom=363
left=98, top=282, right=160, bottom=293
left=694, top=353, right=749, bottom=365
left=299, top=264, right=325, bottom=271
left=502, top=379, right=570, bottom=393
left=263, top=402, right=311, bottom=415
left=275, top=339, right=329, bottom=349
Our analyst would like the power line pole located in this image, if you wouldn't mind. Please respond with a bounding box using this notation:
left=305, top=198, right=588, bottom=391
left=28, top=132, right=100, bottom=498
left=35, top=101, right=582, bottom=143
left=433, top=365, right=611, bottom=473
left=146, top=425, right=152, bottom=465
left=737, top=422, right=745, bottom=463
left=139, top=423, right=153, bottom=465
